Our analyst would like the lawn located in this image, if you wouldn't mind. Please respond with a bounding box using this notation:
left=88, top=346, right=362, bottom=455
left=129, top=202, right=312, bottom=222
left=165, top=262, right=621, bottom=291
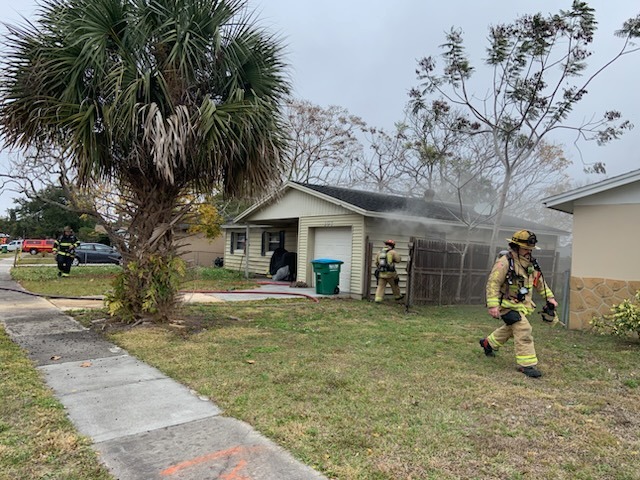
left=0, top=328, right=113, bottom=480
left=9, top=264, right=256, bottom=297
left=5, top=266, right=640, bottom=479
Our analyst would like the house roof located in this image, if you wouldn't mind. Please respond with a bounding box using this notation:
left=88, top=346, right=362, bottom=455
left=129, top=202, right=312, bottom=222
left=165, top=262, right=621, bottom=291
left=234, top=182, right=567, bottom=236
left=543, top=168, right=640, bottom=214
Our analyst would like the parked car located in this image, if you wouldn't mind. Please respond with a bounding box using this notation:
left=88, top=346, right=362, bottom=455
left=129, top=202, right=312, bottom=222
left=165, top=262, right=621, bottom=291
left=22, top=239, right=55, bottom=255
left=72, top=243, right=122, bottom=266
left=6, top=240, right=24, bottom=252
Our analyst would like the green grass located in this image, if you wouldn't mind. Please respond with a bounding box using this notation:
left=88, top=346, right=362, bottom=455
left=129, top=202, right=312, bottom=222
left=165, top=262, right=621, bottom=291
left=180, top=266, right=257, bottom=291
left=10, top=265, right=121, bottom=297
left=101, top=300, right=640, bottom=480
left=0, top=328, right=113, bottom=480
left=10, top=265, right=257, bottom=297
left=7, top=266, right=640, bottom=479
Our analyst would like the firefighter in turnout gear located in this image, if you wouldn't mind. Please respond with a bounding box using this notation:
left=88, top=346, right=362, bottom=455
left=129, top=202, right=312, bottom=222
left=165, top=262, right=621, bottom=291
left=479, top=230, right=558, bottom=378
left=53, top=226, right=80, bottom=277
left=374, top=239, right=404, bottom=303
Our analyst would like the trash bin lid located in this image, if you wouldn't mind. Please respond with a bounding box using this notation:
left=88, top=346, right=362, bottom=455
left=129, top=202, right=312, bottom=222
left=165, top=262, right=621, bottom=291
left=311, top=258, right=344, bottom=264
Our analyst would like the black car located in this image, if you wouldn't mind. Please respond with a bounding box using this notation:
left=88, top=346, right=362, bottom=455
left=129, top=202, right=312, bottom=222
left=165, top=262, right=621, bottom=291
left=72, top=243, right=122, bottom=266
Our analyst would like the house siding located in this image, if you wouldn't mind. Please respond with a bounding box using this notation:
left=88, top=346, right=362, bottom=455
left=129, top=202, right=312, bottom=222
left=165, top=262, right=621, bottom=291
left=568, top=203, right=640, bottom=329
left=365, top=219, right=414, bottom=296
left=223, top=225, right=298, bottom=276
left=572, top=204, right=640, bottom=280
left=299, top=214, right=365, bottom=296
left=175, top=233, right=224, bottom=267
left=249, top=189, right=353, bottom=221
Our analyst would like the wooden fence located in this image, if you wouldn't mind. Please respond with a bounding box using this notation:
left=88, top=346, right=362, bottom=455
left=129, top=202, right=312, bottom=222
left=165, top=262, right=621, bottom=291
left=405, top=237, right=565, bottom=307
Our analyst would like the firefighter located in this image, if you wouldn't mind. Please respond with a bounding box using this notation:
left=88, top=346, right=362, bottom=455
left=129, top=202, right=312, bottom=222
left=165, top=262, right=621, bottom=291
left=53, top=226, right=80, bottom=277
left=479, top=230, right=558, bottom=378
left=374, top=239, right=404, bottom=303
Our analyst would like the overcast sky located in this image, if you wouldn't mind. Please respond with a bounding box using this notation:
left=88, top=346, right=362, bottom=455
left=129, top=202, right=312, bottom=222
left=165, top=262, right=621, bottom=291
left=1, top=0, right=638, bottom=215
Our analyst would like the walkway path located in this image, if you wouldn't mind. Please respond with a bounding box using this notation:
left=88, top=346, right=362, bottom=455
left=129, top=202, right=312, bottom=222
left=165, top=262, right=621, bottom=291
left=0, top=258, right=327, bottom=479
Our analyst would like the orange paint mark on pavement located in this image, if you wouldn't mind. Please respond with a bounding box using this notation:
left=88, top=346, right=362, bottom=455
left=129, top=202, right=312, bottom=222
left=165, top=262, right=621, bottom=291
left=161, top=446, right=246, bottom=476
left=220, top=459, right=249, bottom=480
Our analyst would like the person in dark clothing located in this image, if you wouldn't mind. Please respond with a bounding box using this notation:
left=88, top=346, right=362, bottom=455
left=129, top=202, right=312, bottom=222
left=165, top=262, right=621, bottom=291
left=53, top=226, right=80, bottom=277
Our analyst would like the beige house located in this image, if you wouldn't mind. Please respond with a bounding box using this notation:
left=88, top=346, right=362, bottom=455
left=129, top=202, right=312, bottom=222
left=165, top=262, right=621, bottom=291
left=544, top=169, right=640, bottom=330
left=175, top=232, right=225, bottom=267
left=223, top=182, right=565, bottom=298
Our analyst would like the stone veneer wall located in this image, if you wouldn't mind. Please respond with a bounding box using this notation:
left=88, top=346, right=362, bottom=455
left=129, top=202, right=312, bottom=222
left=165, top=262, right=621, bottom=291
left=569, top=276, right=640, bottom=330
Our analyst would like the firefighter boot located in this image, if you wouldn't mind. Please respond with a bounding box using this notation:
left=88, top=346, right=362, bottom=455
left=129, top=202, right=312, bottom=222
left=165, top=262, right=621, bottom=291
left=479, top=338, right=495, bottom=357
left=518, top=366, right=542, bottom=378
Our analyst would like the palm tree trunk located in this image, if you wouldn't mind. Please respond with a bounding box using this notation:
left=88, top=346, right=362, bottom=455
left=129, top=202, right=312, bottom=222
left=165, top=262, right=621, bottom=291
left=110, top=175, right=184, bottom=322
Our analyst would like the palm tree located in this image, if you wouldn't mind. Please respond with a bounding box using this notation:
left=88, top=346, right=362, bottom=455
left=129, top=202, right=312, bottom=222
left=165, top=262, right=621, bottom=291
left=0, top=0, right=289, bottom=322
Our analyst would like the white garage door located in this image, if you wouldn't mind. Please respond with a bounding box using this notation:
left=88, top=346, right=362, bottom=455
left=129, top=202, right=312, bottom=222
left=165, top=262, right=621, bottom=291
left=313, top=227, right=352, bottom=293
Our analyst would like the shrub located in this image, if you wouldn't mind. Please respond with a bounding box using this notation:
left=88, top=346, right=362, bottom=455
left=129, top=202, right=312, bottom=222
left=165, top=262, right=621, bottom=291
left=591, top=290, right=640, bottom=338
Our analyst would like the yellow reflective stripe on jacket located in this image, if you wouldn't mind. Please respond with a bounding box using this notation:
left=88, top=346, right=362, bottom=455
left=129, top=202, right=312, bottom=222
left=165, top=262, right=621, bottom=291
left=486, top=296, right=501, bottom=308
left=499, top=299, right=533, bottom=315
left=538, top=286, right=554, bottom=299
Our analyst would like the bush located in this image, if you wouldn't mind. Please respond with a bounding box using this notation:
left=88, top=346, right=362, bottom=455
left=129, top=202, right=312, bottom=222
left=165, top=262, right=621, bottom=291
left=591, top=290, right=640, bottom=338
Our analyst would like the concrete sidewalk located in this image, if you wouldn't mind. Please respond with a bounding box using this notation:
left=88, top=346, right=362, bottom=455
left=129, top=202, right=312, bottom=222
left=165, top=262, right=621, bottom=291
left=0, top=259, right=327, bottom=480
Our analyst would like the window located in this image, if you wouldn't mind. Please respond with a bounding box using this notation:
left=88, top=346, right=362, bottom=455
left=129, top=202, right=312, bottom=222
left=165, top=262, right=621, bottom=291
left=261, top=231, right=285, bottom=256
left=231, top=232, right=246, bottom=254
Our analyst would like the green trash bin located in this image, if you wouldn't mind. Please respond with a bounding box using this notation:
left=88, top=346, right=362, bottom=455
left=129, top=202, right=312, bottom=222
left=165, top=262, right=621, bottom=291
left=1, top=245, right=7, bottom=254
left=311, top=258, right=344, bottom=294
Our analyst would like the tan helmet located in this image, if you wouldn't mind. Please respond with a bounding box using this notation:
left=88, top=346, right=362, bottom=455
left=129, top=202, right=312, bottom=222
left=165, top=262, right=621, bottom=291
left=384, top=239, right=396, bottom=247
left=507, top=230, right=540, bottom=250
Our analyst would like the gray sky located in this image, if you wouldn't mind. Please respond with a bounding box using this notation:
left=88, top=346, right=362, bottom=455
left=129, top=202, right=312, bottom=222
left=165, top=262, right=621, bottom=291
left=1, top=0, right=639, bottom=215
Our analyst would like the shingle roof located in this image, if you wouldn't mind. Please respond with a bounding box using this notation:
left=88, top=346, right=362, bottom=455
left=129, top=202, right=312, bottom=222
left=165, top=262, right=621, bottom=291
left=297, top=183, right=567, bottom=235
left=300, top=183, right=461, bottom=219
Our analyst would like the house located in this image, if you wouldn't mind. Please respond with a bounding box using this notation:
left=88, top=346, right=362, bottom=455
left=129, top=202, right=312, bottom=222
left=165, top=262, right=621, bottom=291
left=108, top=225, right=225, bottom=268
left=223, top=182, right=566, bottom=298
left=175, top=232, right=225, bottom=267
left=544, top=169, right=640, bottom=330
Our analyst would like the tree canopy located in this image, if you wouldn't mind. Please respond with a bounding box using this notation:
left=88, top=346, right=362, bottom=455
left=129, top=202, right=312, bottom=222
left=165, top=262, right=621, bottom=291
left=0, top=0, right=290, bottom=321
left=0, top=186, right=97, bottom=240
left=410, top=1, right=640, bottom=260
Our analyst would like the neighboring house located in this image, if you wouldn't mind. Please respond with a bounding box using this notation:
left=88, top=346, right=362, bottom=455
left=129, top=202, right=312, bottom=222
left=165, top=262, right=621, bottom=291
left=544, top=169, right=640, bottom=330
left=223, top=182, right=566, bottom=298
left=175, top=228, right=225, bottom=267
left=105, top=225, right=225, bottom=267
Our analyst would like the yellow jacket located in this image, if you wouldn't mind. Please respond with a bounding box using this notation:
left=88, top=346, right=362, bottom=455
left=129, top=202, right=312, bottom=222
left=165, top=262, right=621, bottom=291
left=486, top=249, right=554, bottom=315
left=376, top=247, right=401, bottom=279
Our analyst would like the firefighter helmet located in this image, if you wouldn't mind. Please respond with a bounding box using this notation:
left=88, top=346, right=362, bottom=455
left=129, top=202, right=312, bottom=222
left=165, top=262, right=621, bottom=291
left=384, top=239, right=396, bottom=247
left=507, top=230, right=540, bottom=250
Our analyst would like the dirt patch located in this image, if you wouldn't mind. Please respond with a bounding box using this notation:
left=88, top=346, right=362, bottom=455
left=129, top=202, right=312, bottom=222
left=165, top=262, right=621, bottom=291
left=73, top=305, right=249, bottom=336
left=47, top=298, right=105, bottom=311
